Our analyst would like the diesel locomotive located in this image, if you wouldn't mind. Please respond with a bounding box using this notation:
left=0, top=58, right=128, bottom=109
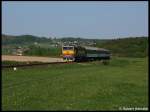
left=62, top=45, right=111, bottom=62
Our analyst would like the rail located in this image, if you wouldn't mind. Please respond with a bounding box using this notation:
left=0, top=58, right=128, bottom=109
left=2, top=62, right=74, bottom=68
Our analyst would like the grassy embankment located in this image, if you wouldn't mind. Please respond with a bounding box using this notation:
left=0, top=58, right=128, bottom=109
left=2, top=57, right=148, bottom=110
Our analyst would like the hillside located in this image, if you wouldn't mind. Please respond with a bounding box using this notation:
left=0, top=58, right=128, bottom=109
left=2, top=34, right=52, bottom=46
left=96, top=37, right=148, bottom=57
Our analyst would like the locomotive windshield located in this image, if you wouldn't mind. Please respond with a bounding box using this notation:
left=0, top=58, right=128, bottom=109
left=63, top=46, right=74, bottom=50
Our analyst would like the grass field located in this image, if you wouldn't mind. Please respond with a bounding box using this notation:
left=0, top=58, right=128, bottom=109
left=2, top=57, right=148, bottom=111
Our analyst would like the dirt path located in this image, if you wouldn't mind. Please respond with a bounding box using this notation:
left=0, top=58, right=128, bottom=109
left=2, top=55, right=64, bottom=62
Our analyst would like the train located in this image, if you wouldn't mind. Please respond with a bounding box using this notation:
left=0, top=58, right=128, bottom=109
left=62, top=45, right=111, bottom=62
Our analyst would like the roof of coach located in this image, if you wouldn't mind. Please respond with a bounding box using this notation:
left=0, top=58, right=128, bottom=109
left=83, top=46, right=109, bottom=52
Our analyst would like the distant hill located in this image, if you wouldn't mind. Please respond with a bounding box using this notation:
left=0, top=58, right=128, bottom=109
left=2, top=34, right=52, bottom=45
left=96, top=37, right=148, bottom=57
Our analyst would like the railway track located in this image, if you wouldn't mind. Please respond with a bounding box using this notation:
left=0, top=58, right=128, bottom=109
left=2, top=60, right=109, bottom=69
left=2, top=61, right=74, bottom=68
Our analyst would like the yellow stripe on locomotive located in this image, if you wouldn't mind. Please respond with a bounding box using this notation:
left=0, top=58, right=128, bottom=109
left=62, top=50, right=74, bottom=55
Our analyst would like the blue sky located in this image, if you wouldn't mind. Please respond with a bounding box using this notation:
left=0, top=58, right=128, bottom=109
left=2, top=1, right=148, bottom=39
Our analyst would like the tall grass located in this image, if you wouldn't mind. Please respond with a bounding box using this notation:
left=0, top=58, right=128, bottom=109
left=2, top=57, right=148, bottom=110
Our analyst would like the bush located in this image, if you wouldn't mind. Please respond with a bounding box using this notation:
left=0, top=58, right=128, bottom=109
left=24, top=45, right=61, bottom=57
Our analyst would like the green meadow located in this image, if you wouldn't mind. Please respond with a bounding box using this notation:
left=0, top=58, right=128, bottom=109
left=2, top=57, right=148, bottom=110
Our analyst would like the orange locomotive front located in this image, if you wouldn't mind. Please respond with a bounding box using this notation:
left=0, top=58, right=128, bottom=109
left=62, top=46, right=75, bottom=61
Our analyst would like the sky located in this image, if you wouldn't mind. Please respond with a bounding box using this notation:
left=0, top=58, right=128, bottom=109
left=2, top=1, right=148, bottom=39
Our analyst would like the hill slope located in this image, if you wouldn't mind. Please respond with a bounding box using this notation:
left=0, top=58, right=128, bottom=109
left=96, top=37, right=148, bottom=57
left=2, top=34, right=52, bottom=45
